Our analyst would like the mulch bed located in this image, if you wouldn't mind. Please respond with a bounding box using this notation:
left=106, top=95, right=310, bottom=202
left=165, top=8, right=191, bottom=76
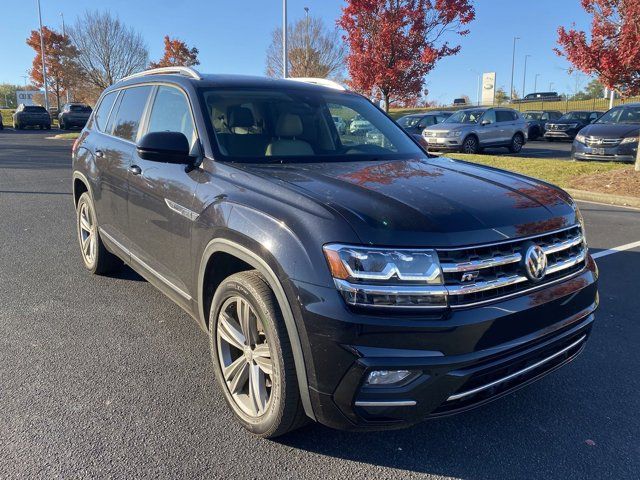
left=569, top=167, right=639, bottom=199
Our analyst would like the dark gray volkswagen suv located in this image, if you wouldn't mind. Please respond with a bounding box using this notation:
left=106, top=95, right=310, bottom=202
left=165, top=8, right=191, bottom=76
left=72, top=68, right=598, bottom=438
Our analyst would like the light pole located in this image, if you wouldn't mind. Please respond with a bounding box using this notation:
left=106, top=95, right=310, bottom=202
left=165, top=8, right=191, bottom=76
left=509, top=36, right=520, bottom=101
left=61, top=12, right=70, bottom=103
left=282, top=0, right=288, bottom=78
left=534, top=73, right=541, bottom=93
left=549, top=81, right=554, bottom=91
left=304, top=6, right=309, bottom=76
left=469, top=69, right=481, bottom=106
left=36, top=0, right=49, bottom=111
left=521, top=54, right=531, bottom=99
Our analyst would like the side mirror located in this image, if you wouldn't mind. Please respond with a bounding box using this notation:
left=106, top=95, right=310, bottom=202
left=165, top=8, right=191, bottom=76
left=481, top=119, right=491, bottom=126
left=136, top=131, right=192, bottom=164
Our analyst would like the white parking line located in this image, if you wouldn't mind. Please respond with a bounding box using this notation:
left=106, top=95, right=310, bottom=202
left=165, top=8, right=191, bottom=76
left=592, top=240, right=640, bottom=259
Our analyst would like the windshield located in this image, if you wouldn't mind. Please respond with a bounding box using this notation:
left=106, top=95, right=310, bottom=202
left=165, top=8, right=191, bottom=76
left=444, top=109, right=484, bottom=124
left=523, top=112, right=542, bottom=120
left=596, top=106, right=640, bottom=124
left=559, top=112, right=590, bottom=121
left=200, top=88, right=424, bottom=162
left=398, top=116, right=421, bottom=128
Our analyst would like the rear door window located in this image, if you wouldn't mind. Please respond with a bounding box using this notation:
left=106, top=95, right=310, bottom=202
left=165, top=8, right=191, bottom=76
left=496, top=111, right=513, bottom=122
left=92, top=92, right=118, bottom=132
left=111, top=86, right=152, bottom=142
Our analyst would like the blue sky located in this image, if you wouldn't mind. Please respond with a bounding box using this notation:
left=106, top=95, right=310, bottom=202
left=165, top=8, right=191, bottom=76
left=2, top=0, right=595, bottom=103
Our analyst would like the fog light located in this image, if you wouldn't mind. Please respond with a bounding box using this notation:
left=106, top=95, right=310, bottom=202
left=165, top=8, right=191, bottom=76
left=366, top=369, right=412, bottom=386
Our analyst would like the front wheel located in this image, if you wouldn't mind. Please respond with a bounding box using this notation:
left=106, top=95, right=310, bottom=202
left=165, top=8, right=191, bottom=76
left=209, top=271, right=307, bottom=438
left=76, top=192, right=121, bottom=274
left=461, top=135, right=479, bottom=154
left=509, top=133, right=524, bottom=153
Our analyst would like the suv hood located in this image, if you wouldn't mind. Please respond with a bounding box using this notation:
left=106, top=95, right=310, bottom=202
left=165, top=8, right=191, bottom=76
left=580, top=123, right=640, bottom=137
left=241, top=157, right=578, bottom=247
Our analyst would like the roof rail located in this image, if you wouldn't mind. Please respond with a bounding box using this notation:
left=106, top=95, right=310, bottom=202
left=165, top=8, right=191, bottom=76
left=119, top=66, right=203, bottom=83
left=287, top=77, right=346, bottom=91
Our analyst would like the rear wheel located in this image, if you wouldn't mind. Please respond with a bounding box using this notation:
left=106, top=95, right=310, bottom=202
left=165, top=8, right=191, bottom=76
left=509, top=133, right=524, bottom=153
left=461, top=135, right=479, bottom=154
left=209, top=271, right=307, bottom=438
left=76, top=192, right=121, bottom=274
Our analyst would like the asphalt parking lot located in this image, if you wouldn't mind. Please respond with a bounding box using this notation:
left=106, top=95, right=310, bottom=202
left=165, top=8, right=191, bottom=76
left=1, top=130, right=639, bottom=479
left=489, top=138, right=572, bottom=158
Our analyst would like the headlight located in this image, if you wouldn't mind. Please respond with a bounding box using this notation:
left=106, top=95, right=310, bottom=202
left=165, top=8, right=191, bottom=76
left=620, top=136, right=638, bottom=144
left=575, top=133, right=586, bottom=144
left=446, top=130, right=462, bottom=138
left=323, top=244, right=446, bottom=308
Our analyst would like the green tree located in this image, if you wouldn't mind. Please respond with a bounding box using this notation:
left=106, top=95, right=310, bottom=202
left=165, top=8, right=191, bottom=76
left=0, top=84, right=22, bottom=108
left=495, top=86, right=508, bottom=104
left=585, top=78, right=604, bottom=99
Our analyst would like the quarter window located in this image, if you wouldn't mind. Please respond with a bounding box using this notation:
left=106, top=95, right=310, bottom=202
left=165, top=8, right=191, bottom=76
left=146, top=86, right=196, bottom=148
left=111, top=86, right=152, bottom=142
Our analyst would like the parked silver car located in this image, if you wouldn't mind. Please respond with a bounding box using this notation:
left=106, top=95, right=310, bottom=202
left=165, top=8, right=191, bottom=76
left=422, top=107, right=527, bottom=154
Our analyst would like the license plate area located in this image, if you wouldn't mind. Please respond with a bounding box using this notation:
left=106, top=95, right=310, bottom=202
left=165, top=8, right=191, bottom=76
left=591, top=147, right=605, bottom=155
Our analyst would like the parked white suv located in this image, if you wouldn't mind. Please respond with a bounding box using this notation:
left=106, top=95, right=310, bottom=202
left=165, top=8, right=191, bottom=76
left=423, top=107, right=527, bottom=154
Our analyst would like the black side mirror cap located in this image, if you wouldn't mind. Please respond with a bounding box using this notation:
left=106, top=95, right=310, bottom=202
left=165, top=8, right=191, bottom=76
left=136, top=131, right=192, bottom=164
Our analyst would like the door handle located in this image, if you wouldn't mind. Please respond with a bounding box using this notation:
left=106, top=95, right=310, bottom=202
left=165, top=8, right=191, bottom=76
left=129, top=165, right=142, bottom=175
left=95, top=149, right=104, bottom=158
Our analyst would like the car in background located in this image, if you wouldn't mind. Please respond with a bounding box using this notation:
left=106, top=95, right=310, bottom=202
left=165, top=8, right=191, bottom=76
left=453, top=98, right=467, bottom=106
left=522, top=110, right=563, bottom=140
left=348, top=114, right=374, bottom=135
left=423, top=107, right=527, bottom=154
left=12, top=104, right=51, bottom=130
left=397, top=112, right=451, bottom=135
left=572, top=103, right=640, bottom=162
left=332, top=115, right=347, bottom=134
left=544, top=111, right=602, bottom=142
left=0, top=114, right=3, bottom=130
left=59, top=103, right=93, bottom=130
left=512, top=92, right=562, bottom=104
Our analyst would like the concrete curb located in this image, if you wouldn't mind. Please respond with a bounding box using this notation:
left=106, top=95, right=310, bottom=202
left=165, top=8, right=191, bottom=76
left=566, top=188, right=640, bottom=209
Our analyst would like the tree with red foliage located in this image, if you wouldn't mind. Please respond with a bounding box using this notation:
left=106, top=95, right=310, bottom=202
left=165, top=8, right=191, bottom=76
left=556, top=0, right=640, bottom=96
left=557, top=0, right=640, bottom=170
left=150, top=36, right=200, bottom=68
left=26, top=26, right=80, bottom=110
left=338, top=0, right=474, bottom=111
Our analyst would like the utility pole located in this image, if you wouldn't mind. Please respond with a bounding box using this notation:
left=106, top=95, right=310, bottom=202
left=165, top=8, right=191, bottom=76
left=282, top=0, right=288, bottom=78
left=61, top=12, right=70, bottom=103
left=304, top=7, right=309, bottom=77
left=534, top=73, right=540, bottom=93
left=509, top=37, right=520, bottom=101
left=522, top=54, right=531, bottom=99
left=36, top=0, right=49, bottom=111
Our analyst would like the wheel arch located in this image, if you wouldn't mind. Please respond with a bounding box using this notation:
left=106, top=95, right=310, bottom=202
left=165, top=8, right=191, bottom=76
left=72, top=171, right=93, bottom=208
left=198, top=238, right=316, bottom=421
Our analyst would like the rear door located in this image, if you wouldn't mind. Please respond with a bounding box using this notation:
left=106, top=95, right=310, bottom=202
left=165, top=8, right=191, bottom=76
left=126, top=84, right=201, bottom=300
left=495, top=109, right=515, bottom=143
left=477, top=109, right=500, bottom=145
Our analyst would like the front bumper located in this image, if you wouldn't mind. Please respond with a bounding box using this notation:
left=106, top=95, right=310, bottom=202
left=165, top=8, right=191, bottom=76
left=572, top=140, right=637, bottom=162
left=294, top=255, right=598, bottom=431
left=425, top=138, right=462, bottom=153
left=544, top=130, right=577, bottom=140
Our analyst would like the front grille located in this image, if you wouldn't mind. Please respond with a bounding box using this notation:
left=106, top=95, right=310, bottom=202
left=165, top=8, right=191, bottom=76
left=548, top=123, right=570, bottom=131
left=585, top=137, right=621, bottom=147
left=437, top=225, right=586, bottom=307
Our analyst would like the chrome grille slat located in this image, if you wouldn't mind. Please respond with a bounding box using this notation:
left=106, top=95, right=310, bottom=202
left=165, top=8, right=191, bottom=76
left=585, top=137, right=621, bottom=147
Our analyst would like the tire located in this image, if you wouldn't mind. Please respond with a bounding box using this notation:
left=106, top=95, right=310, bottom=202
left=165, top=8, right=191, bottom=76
left=209, top=270, right=307, bottom=438
left=509, top=133, right=524, bottom=153
left=60, top=121, right=66, bottom=130
left=461, top=135, right=479, bottom=154
left=75, top=192, right=121, bottom=274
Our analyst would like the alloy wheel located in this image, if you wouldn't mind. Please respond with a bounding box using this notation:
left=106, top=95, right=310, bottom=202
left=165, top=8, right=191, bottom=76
left=78, top=202, right=97, bottom=265
left=217, top=296, right=274, bottom=418
left=463, top=137, right=478, bottom=154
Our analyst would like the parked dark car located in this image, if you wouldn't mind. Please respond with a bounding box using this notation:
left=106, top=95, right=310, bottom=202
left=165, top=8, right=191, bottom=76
left=72, top=67, right=598, bottom=438
left=12, top=104, right=51, bottom=129
left=522, top=110, right=563, bottom=140
left=59, top=103, right=93, bottom=130
left=396, top=112, right=451, bottom=148
left=512, top=92, right=562, bottom=104
left=0, top=114, right=3, bottom=130
left=453, top=98, right=468, bottom=106
left=544, top=111, right=602, bottom=141
left=572, top=103, right=640, bottom=162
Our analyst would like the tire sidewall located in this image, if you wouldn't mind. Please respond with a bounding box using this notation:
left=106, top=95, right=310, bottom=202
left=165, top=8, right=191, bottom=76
left=76, top=192, right=98, bottom=272
left=208, top=276, right=286, bottom=436
left=511, top=133, right=524, bottom=153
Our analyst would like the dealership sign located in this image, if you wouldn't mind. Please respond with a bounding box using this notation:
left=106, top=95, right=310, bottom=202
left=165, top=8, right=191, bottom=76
left=481, top=72, right=496, bottom=105
left=16, top=90, right=43, bottom=106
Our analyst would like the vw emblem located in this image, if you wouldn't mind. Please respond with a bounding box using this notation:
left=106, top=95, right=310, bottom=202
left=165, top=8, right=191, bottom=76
left=523, top=244, right=547, bottom=281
